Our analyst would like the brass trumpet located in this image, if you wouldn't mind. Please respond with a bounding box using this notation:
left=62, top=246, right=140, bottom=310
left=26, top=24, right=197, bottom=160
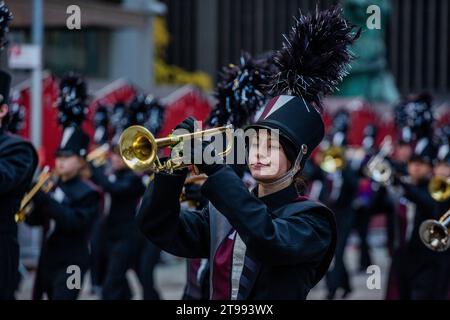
left=365, top=136, right=393, bottom=185
left=319, top=146, right=345, bottom=173
left=119, top=125, right=233, bottom=173
left=419, top=209, right=450, bottom=252
left=15, top=166, right=55, bottom=223
left=428, top=176, right=450, bottom=202
left=87, top=143, right=110, bottom=167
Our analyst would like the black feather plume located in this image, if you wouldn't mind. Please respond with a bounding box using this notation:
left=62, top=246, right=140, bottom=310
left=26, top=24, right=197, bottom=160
left=57, top=72, right=88, bottom=127
left=0, top=1, right=13, bottom=50
left=128, top=93, right=148, bottom=126
left=143, top=95, right=165, bottom=136
left=207, top=52, right=271, bottom=128
left=93, top=104, right=109, bottom=144
left=270, top=5, right=360, bottom=112
left=109, top=101, right=127, bottom=141
left=395, top=92, right=434, bottom=141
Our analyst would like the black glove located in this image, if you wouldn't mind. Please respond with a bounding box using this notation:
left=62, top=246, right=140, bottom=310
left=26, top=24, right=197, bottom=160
left=184, top=183, right=208, bottom=209
left=192, top=138, right=226, bottom=176
left=174, top=117, right=224, bottom=176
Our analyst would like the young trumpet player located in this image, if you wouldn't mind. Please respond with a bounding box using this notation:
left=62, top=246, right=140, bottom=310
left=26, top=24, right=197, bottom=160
left=88, top=142, right=146, bottom=300
left=25, top=127, right=100, bottom=300
left=137, top=6, right=359, bottom=300
left=318, top=116, right=359, bottom=300
left=180, top=51, right=268, bottom=300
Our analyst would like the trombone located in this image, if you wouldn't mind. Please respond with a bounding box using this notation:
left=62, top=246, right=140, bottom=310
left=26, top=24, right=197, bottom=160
left=428, top=176, right=450, bottom=202
left=419, top=208, right=450, bottom=252
left=15, top=166, right=55, bottom=223
left=119, top=124, right=233, bottom=173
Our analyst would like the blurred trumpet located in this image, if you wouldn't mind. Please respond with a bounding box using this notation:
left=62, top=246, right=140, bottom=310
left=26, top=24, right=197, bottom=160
left=419, top=208, right=450, bottom=252
left=15, top=166, right=55, bottom=223
left=87, top=143, right=109, bottom=167
left=319, top=146, right=346, bottom=173
left=428, top=176, right=450, bottom=202
left=365, top=136, right=393, bottom=185
left=119, top=125, right=233, bottom=173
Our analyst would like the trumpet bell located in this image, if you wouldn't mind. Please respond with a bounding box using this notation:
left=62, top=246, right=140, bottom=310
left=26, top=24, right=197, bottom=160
left=369, top=161, right=392, bottom=184
left=319, top=146, right=345, bottom=173
left=364, top=136, right=394, bottom=185
left=119, top=125, right=157, bottom=172
left=428, top=176, right=450, bottom=202
left=419, top=219, right=450, bottom=252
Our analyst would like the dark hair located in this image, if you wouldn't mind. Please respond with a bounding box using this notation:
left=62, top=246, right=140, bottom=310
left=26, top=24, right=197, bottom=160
left=279, top=135, right=307, bottom=194
left=293, top=171, right=306, bottom=195
left=0, top=104, right=9, bottom=128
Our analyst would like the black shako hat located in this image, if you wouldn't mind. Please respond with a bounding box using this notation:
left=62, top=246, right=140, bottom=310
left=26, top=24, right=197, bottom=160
left=93, top=105, right=109, bottom=145
left=0, top=70, right=11, bottom=105
left=247, top=95, right=325, bottom=165
left=410, top=137, right=437, bottom=166
left=435, top=125, right=450, bottom=165
left=56, top=126, right=90, bottom=158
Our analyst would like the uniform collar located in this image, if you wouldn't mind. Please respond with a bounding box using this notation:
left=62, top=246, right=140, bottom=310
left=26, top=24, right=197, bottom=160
left=253, top=183, right=299, bottom=211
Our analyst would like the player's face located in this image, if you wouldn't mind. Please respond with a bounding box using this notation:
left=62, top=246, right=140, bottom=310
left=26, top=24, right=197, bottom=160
left=111, top=152, right=127, bottom=171
left=434, top=163, right=450, bottom=178
left=248, top=130, right=291, bottom=183
left=407, top=160, right=432, bottom=182
left=55, top=155, right=84, bottom=180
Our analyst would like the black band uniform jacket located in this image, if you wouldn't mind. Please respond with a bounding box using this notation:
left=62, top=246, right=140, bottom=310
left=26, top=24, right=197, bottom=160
left=138, top=166, right=336, bottom=300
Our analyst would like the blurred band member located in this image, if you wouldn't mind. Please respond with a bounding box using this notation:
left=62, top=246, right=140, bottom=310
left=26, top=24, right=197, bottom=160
left=0, top=71, right=38, bottom=300
left=89, top=105, right=110, bottom=294
left=321, top=131, right=359, bottom=299
left=26, top=128, right=99, bottom=300
left=387, top=140, right=447, bottom=299
left=353, top=124, right=378, bottom=271
left=432, top=142, right=450, bottom=298
left=89, top=144, right=146, bottom=300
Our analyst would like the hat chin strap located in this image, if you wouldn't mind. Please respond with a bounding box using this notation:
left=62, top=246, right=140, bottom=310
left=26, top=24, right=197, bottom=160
left=254, top=144, right=308, bottom=188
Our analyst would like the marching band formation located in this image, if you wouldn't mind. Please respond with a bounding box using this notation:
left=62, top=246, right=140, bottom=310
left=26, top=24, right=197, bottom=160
left=306, top=98, right=450, bottom=299
left=0, top=3, right=449, bottom=301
